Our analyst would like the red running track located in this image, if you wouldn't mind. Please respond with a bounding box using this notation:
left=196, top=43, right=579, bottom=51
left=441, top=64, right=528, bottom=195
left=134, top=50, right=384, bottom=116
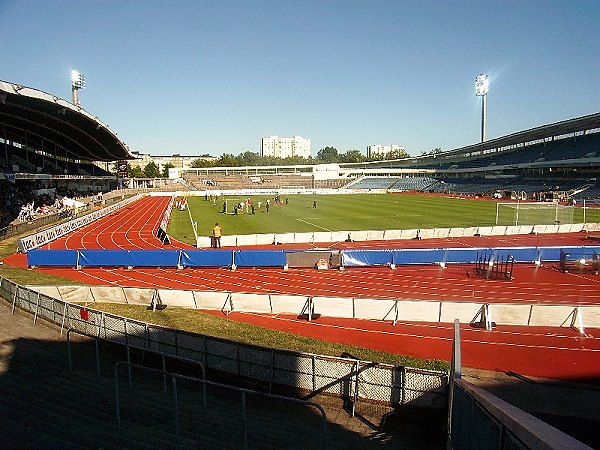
left=3, top=195, right=600, bottom=383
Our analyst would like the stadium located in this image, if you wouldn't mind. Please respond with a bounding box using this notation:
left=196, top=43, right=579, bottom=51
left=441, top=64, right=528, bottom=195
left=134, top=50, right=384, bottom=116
left=1, top=79, right=600, bottom=448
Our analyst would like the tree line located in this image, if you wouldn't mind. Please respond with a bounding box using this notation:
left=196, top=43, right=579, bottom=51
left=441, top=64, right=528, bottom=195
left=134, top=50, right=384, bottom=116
left=120, top=146, right=416, bottom=178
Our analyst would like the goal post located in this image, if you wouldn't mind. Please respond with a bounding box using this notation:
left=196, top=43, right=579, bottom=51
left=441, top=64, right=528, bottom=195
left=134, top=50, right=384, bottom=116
left=224, top=198, right=247, bottom=214
left=495, top=202, right=575, bottom=226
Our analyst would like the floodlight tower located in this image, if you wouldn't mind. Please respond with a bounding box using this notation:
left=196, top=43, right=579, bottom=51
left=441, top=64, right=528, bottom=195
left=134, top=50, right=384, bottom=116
left=71, top=70, right=86, bottom=107
left=475, top=74, right=489, bottom=143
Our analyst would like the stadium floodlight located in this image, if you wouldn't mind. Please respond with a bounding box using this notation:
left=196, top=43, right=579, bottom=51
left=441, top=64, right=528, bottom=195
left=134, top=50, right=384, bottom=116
left=70, top=70, right=86, bottom=107
left=475, top=74, right=489, bottom=142
left=475, top=74, right=489, bottom=96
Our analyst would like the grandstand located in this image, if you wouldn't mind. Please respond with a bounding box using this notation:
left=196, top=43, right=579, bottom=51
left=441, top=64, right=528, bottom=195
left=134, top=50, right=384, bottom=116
left=176, top=114, right=600, bottom=200
left=0, top=80, right=130, bottom=227
left=335, top=113, right=600, bottom=201
left=2, top=78, right=600, bottom=448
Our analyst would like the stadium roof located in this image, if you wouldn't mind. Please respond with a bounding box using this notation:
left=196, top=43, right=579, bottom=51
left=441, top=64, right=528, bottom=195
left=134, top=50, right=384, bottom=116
left=448, top=111, right=600, bottom=156
left=0, top=80, right=133, bottom=162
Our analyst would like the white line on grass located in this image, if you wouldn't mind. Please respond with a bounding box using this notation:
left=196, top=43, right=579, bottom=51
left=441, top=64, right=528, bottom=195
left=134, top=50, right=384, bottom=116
left=296, top=218, right=332, bottom=231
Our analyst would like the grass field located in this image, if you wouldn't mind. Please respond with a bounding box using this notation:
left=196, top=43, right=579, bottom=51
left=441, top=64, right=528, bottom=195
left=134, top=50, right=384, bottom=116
left=168, top=193, right=600, bottom=245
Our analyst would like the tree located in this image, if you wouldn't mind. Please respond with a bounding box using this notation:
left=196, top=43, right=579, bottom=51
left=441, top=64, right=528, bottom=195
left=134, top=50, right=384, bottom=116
left=316, top=146, right=339, bottom=163
left=190, top=158, right=215, bottom=168
left=143, top=161, right=161, bottom=178
left=422, top=147, right=442, bottom=156
left=128, top=165, right=144, bottom=178
left=237, top=151, right=261, bottom=166
left=340, top=149, right=365, bottom=163
left=162, top=163, right=174, bottom=178
left=215, top=153, right=239, bottom=167
left=385, top=148, right=410, bottom=160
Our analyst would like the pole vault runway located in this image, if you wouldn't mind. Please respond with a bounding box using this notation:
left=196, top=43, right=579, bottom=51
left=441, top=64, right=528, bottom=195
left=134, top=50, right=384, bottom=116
left=4, top=195, right=600, bottom=382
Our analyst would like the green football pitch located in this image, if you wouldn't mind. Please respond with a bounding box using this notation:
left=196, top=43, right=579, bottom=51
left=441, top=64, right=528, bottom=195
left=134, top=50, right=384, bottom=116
left=167, top=193, right=600, bottom=245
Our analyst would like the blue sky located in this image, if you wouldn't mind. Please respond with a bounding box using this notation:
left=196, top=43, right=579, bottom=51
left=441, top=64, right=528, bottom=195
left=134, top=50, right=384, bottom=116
left=1, top=1, right=599, bottom=157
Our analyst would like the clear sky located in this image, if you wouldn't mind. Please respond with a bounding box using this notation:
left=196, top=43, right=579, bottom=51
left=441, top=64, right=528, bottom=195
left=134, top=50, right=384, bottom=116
left=1, top=0, right=599, bottom=157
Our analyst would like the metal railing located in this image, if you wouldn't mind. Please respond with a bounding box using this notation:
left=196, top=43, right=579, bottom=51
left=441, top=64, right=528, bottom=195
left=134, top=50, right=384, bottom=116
left=0, top=276, right=449, bottom=413
left=447, top=320, right=592, bottom=449
left=113, top=361, right=327, bottom=448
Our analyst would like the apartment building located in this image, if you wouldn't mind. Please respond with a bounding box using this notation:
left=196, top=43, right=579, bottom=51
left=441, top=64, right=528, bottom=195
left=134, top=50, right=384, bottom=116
left=260, top=136, right=311, bottom=158
left=367, top=144, right=406, bottom=158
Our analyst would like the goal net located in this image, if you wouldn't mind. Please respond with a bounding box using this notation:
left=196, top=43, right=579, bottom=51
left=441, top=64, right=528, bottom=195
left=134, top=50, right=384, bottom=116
left=495, top=202, right=575, bottom=226
left=224, top=198, right=247, bottom=214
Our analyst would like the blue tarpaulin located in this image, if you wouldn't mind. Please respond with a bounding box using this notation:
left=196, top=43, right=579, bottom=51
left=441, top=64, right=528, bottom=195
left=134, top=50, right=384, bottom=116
left=26, top=245, right=600, bottom=269
left=78, top=250, right=130, bottom=267
left=180, top=250, right=233, bottom=267
left=27, top=250, right=78, bottom=267
left=234, top=250, right=287, bottom=267
left=129, top=250, right=180, bottom=267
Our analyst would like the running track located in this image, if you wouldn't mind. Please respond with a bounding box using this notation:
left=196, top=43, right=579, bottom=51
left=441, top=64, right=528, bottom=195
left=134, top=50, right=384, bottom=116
left=3, top=195, right=600, bottom=383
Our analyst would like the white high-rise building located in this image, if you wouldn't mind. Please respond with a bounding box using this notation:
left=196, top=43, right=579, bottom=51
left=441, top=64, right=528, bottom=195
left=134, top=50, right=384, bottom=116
left=260, top=136, right=311, bottom=158
left=367, top=144, right=405, bottom=158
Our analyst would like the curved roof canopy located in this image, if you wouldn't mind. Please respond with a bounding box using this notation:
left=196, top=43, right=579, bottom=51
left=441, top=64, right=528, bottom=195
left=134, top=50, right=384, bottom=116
left=444, top=111, right=600, bottom=156
left=0, top=80, right=133, bottom=162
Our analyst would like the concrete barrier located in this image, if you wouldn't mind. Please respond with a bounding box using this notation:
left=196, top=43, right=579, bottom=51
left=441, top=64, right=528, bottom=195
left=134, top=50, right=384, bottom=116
left=331, top=231, right=350, bottom=243
left=193, top=290, right=232, bottom=310
left=157, top=289, right=196, bottom=308
left=231, top=292, right=273, bottom=312
left=505, top=226, right=522, bottom=235
left=449, top=228, right=465, bottom=238
left=528, top=304, right=580, bottom=327
left=401, top=229, right=420, bottom=239
left=433, top=228, right=450, bottom=239
left=197, top=236, right=212, bottom=248
left=220, top=235, right=237, bottom=247
left=353, top=298, right=400, bottom=320
left=490, top=226, right=507, bottom=236
left=313, top=296, right=354, bottom=318
left=367, top=230, right=385, bottom=241
left=477, top=226, right=493, bottom=236
left=24, top=284, right=600, bottom=329
left=294, top=232, right=314, bottom=244
left=195, top=222, right=600, bottom=249
left=271, top=295, right=311, bottom=315
left=383, top=229, right=403, bottom=240
left=396, top=300, right=441, bottom=322
left=349, top=230, right=369, bottom=242
left=256, top=233, right=276, bottom=245
left=579, top=306, right=600, bottom=327
left=236, top=234, right=258, bottom=246
left=275, top=232, right=296, bottom=244
left=488, top=304, right=532, bottom=326
left=313, top=231, right=333, bottom=243
left=439, top=302, right=484, bottom=323
left=417, top=229, right=435, bottom=239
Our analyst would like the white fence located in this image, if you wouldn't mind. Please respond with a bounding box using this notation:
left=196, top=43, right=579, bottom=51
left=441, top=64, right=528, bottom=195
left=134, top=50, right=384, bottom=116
left=30, top=284, right=600, bottom=332
left=197, top=222, right=600, bottom=248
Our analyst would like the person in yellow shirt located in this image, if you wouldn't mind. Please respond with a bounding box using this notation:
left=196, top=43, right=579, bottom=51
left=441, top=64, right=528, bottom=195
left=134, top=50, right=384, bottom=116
left=212, top=223, right=222, bottom=248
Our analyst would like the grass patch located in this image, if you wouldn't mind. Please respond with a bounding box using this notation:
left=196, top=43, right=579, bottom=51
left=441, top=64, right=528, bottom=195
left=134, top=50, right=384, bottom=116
left=170, top=193, right=600, bottom=244
left=89, top=303, right=449, bottom=372
left=0, top=233, right=84, bottom=286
